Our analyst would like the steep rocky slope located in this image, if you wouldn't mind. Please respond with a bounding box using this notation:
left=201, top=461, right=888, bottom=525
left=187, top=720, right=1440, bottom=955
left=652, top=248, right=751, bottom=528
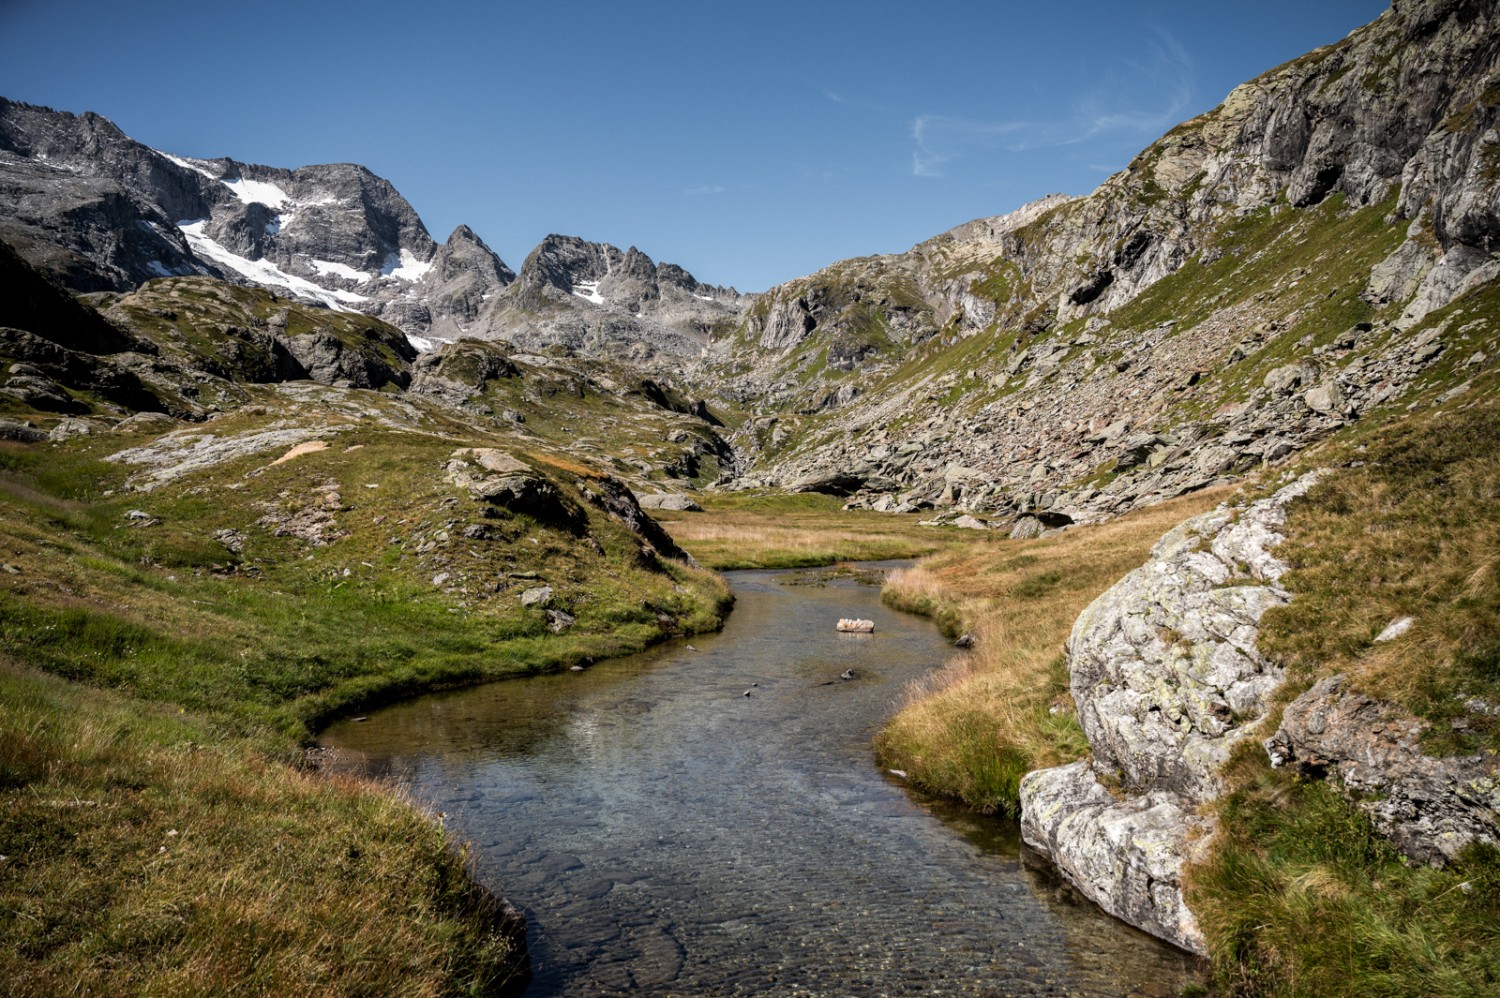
left=471, top=233, right=745, bottom=365
left=0, top=97, right=514, bottom=344
left=706, top=0, right=1499, bottom=526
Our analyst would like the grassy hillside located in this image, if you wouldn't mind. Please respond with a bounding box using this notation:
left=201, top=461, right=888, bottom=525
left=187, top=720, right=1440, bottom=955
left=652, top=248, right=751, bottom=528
left=1189, top=386, right=1500, bottom=996
left=879, top=365, right=1500, bottom=994
left=0, top=283, right=734, bottom=992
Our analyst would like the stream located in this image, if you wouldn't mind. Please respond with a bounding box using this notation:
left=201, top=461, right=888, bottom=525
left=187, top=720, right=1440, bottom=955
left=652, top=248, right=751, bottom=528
left=320, top=564, right=1202, bottom=996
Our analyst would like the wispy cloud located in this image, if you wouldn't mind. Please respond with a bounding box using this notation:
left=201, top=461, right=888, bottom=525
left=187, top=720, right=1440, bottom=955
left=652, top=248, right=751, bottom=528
left=909, top=27, right=1194, bottom=176
left=683, top=184, right=726, bottom=196
left=912, top=115, right=1025, bottom=177
left=824, top=89, right=899, bottom=114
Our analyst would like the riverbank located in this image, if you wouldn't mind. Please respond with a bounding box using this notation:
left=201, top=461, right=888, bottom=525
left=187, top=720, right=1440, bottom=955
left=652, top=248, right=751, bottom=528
left=872, top=394, right=1500, bottom=995
left=872, top=488, right=1228, bottom=814
left=0, top=429, right=730, bottom=994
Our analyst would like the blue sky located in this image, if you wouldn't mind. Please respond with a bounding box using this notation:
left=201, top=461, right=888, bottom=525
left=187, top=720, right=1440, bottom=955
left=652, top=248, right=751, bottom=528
left=2, top=1, right=1388, bottom=292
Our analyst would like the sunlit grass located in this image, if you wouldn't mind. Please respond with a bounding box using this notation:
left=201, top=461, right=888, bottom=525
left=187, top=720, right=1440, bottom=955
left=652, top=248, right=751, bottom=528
left=0, top=661, right=526, bottom=996
left=654, top=492, right=965, bottom=569
left=873, top=488, right=1230, bottom=813
left=1189, top=391, right=1500, bottom=995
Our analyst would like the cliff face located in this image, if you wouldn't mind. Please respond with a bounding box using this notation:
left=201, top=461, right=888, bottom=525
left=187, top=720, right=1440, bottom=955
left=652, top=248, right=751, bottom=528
left=712, top=0, right=1499, bottom=524
left=472, top=234, right=745, bottom=365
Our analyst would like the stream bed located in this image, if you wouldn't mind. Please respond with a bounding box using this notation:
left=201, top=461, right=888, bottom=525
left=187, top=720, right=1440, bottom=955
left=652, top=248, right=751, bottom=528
left=321, top=564, right=1202, bottom=995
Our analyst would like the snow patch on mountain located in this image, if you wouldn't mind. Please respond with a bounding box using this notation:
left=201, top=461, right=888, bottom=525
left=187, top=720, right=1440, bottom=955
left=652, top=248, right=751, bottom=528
left=310, top=258, right=374, bottom=283
left=179, top=220, right=368, bottom=310
left=159, top=152, right=219, bottom=179
left=223, top=177, right=291, bottom=209
left=572, top=280, right=604, bottom=305
left=381, top=249, right=432, bottom=282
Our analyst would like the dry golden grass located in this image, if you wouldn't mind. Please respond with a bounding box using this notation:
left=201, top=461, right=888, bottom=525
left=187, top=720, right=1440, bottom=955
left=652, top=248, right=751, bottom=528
left=0, top=661, right=525, bottom=997
left=655, top=499, right=964, bottom=569
left=874, top=487, right=1232, bottom=813
left=1253, top=397, right=1500, bottom=753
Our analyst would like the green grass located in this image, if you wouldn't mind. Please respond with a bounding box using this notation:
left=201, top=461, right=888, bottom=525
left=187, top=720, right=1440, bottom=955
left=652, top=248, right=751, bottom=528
left=1185, top=387, right=1500, bottom=996
left=1257, top=389, right=1500, bottom=755
left=0, top=388, right=735, bottom=993
left=0, top=662, right=527, bottom=996
left=0, top=423, right=732, bottom=741
left=653, top=492, right=964, bottom=570
left=1191, top=745, right=1500, bottom=997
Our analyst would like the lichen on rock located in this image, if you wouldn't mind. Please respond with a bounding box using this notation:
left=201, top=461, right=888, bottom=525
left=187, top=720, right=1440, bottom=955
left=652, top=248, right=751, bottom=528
left=1021, top=472, right=1321, bottom=953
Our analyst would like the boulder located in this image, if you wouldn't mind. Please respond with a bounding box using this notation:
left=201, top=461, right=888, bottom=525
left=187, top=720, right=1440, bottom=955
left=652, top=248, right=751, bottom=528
left=0, top=419, right=47, bottom=443
left=1021, top=474, right=1321, bottom=953
left=113, top=412, right=178, bottom=435
left=1302, top=380, right=1345, bottom=416
left=1021, top=761, right=1211, bottom=953
left=1009, top=516, right=1044, bottom=540
left=446, top=449, right=563, bottom=516
left=1265, top=676, right=1500, bottom=865
left=520, top=586, right=553, bottom=608
left=637, top=492, right=703, bottom=512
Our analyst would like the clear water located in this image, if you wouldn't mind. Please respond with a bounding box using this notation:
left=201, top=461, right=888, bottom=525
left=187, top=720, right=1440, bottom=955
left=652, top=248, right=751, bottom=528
left=321, top=565, right=1202, bottom=996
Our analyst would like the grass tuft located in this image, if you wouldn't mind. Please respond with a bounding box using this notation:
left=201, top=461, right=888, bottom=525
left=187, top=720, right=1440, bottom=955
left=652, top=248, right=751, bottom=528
left=873, top=488, right=1229, bottom=813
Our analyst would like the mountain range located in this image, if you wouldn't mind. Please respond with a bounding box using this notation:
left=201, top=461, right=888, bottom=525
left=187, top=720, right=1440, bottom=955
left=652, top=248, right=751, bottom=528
left=3, top=0, right=1496, bottom=529
left=2, top=0, right=1499, bottom=986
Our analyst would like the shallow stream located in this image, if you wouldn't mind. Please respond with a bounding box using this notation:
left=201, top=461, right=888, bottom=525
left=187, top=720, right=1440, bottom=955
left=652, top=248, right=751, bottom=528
left=321, top=564, right=1201, bottom=995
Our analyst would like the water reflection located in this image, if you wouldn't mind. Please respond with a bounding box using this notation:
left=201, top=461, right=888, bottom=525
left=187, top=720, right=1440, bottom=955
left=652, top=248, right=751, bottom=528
left=323, top=565, right=1202, bottom=996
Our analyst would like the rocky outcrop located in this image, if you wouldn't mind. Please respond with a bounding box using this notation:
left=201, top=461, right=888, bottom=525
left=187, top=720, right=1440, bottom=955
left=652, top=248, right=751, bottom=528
left=1266, top=675, right=1500, bottom=865
left=711, top=0, right=1500, bottom=523
left=382, top=225, right=515, bottom=345
left=1021, top=474, right=1320, bottom=953
left=475, top=234, right=744, bottom=364
left=445, top=449, right=565, bottom=518
left=578, top=475, right=698, bottom=568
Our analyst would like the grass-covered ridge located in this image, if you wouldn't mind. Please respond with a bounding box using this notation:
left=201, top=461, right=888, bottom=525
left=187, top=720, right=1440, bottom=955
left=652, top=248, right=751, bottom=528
left=1187, top=390, right=1500, bottom=995
left=0, top=372, right=731, bottom=992
left=874, top=380, right=1500, bottom=993
left=0, top=411, right=730, bottom=740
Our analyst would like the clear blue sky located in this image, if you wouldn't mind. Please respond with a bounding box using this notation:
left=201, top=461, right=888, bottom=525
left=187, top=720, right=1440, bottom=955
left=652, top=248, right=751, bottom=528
left=2, top=0, right=1388, bottom=292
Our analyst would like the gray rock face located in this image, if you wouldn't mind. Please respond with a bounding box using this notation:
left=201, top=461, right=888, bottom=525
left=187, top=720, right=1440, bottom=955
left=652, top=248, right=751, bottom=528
left=473, top=234, right=745, bottom=364
left=1021, top=474, right=1319, bottom=953
left=1021, top=761, right=1212, bottom=953
left=636, top=492, right=703, bottom=512
left=0, top=97, right=505, bottom=347
left=1266, top=675, right=1500, bottom=865
left=577, top=475, right=699, bottom=568
left=0, top=98, right=222, bottom=290
left=382, top=224, right=515, bottom=345
left=445, top=449, right=562, bottom=516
